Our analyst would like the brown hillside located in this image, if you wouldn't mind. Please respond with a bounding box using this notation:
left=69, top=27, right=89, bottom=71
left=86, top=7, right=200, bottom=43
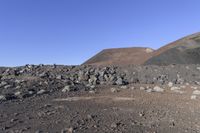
left=83, top=47, right=154, bottom=66
left=145, top=32, right=200, bottom=65
left=152, top=32, right=200, bottom=57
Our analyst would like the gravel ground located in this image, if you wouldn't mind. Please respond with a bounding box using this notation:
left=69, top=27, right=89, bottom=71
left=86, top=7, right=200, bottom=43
left=1, top=64, right=200, bottom=133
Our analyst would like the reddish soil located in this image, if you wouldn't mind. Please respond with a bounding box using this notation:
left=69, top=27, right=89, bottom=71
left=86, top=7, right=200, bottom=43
left=84, top=32, right=200, bottom=66
left=83, top=47, right=154, bottom=66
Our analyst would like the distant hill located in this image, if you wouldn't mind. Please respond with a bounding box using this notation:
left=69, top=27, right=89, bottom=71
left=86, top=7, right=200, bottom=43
left=83, top=32, right=200, bottom=66
left=145, top=32, right=200, bottom=65
left=83, top=47, right=154, bottom=66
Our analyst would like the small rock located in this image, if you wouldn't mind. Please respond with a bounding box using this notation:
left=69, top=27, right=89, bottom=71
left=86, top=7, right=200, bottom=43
left=146, top=89, right=153, bottom=93
left=111, top=88, right=119, bottom=93
left=62, top=86, right=74, bottom=92
left=139, top=112, right=145, bottom=117
left=185, top=83, right=190, bottom=86
left=191, top=86, right=198, bottom=90
left=115, top=77, right=123, bottom=85
left=14, top=91, right=21, bottom=96
left=68, top=127, right=74, bottom=133
left=89, top=85, right=96, bottom=89
left=37, top=89, right=47, bottom=95
left=193, top=90, right=200, bottom=95
left=197, top=67, right=200, bottom=70
left=171, top=87, right=181, bottom=91
left=56, top=75, right=62, bottom=80
left=173, top=90, right=184, bottom=94
left=0, top=81, right=7, bottom=87
left=0, top=95, right=6, bottom=101
left=168, top=82, right=173, bottom=87
left=195, top=81, right=200, bottom=85
left=186, top=66, right=190, bottom=69
left=111, top=122, right=118, bottom=128
left=11, top=118, right=18, bottom=122
left=153, top=86, right=164, bottom=92
left=4, top=85, right=11, bottom=89
left=89, top=90, right=96, bottom=94
left=87, top=114, right=95, bottom=120
left=88, top=76, right=97, bottom=85
left=180, top=85, right=186, bottom=89
left=28, top=90, right=35, bottom=95
left=130, top=86, right=135, bottom=90
left=93, top=125, right=98, bottom=128
left=140, top=87, right=145, bottom=90
left=16, top=86, right=21, bottom=89
left=120, top=85, right=128, bottom=89
left=191, top=95, right=197, bottom=100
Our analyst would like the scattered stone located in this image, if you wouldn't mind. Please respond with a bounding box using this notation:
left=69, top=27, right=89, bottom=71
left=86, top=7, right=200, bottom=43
left=146, top=89, right=153, bottom=93
left=115, top=77, right=123, bottom=85
left=4, top=85, right=11, bottom=89
left=120, top=85, right=128, bottom=89
left=62, top=127, right=74, bottom=133
left=197, top=67, right=200, bottom=70
left=153, top=86, right=164, bottom=92
left=88, top=76, right=97, bottom=85
left=186, top=66, right=190, bottom=69
left=14, top=91, right=21, bottom=96
left=111, top=122, right=118, bottom=128
left=37, top=89, right=47, bottom=95
left=193, top=90, right=200, bottom=95
left=89, top=90, right=96, bottom=94
left=62, top=86, right=75, bottom=92
left=0, top=81, right=7, bottom=87
left=0, top=95, right=6, bottom=101
left=89, top=85, right=96, bottom=89
left=173, top=90, right=185, bottom=94
left=16, top=86, right=21, bottom=89
left=140, top=87, right=145, bottom=90
left=139, top=112, right=145, bottom=117
left=168, top=82, right=173, bottom=87
left=195, top=81, right=200, bottom=85
left=87, top=114, right=95, bottom=120
left=11, top=118, right=18, bottom=122
left=171, top=87, right=181, bottom=91
left=111, top=88, right=119, bottom=93
left=191, top=86, right=198, bottom=90
left=180, top=85, right=186, bottom=89
left=185, top=83, right=190, bottom=86
left=130, top=86, right=135, bottom=90
left=191, top=95, right=197, bottom=100
left=28, top=90, right=35, bottom=95
left=93, top=125, right=98, bottom=128
left=56, top=75, right=62, bottom=80
left=39, top=72, right=48, bottom=78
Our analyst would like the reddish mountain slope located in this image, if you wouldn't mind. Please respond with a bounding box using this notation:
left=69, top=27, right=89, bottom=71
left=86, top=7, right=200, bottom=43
left=84, top=32, right=200, bottom=66
left=83, top=47, right=154, bottom=66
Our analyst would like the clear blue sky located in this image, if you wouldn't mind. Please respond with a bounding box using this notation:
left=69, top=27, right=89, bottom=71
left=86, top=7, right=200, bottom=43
left=1, top=0, right=200, bottom=66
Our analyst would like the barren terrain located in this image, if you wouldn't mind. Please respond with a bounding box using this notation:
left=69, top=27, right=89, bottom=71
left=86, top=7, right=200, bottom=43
left=1, top=65, right=200, bottom=132
left=84, top=32, right=200, bottom=66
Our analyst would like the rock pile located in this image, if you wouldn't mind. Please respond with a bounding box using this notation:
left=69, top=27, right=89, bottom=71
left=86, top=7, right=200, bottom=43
left=1, top=64, right=200, bottom=102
